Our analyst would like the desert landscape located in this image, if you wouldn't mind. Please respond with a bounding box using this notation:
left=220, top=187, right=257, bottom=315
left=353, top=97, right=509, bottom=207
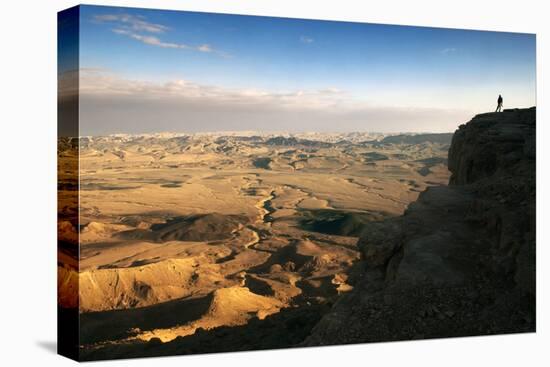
left=58, top=131, right=452, bottom=358
left=57, top=5, right=535, bottom=361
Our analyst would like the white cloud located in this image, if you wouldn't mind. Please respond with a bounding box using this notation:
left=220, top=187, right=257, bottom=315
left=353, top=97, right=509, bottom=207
left=94, top=14, right=168, bottom=33
left=441, top=47, right=457, bottom=54
left=71, top=69, right=472, bottom=136
left=113, top=29, right=190, bottom=49
left=300, top=35, right=314, bottom=44
left=94, top=14, right=229, bottom=56
left=58, top=69, right=475, bottom=135
left=76, top=69, right=349, bottom=109
left=198, top=44, right=212, bottom=52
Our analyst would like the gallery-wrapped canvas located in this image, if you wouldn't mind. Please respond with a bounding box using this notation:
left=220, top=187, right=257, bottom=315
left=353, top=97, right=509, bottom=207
left=58, top=4, right=536, bottom=361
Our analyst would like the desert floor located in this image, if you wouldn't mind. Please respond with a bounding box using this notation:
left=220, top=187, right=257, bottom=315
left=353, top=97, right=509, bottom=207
left=58, top=133, right=450, bottom=358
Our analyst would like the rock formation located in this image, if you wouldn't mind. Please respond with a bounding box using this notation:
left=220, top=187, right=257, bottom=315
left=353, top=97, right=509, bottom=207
left=305, top=107, right=536, bottom=345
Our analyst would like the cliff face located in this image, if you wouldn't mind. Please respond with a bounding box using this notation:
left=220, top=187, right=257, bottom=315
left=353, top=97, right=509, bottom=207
left=449, top=108, right=535, bottom=185
left=448, top=108, right=536, bottom=295
left=305, top=107, right=536, bottom=345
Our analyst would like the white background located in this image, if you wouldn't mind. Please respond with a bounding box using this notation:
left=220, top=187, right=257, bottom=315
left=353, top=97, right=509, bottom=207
left=0, top=0, right=548, bottom=365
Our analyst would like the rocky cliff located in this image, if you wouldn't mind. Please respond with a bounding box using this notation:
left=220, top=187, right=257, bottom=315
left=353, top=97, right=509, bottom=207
left=305, top=107, right=536, bottom=345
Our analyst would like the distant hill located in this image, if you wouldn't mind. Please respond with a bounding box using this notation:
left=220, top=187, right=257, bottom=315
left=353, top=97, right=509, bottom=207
left=381, top=133, right=453, bottom=145
left=265, top=136, right=332, bottom=148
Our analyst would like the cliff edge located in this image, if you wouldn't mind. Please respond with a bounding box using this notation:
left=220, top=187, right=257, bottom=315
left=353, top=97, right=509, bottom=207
left=305, top=107, right=536, bottom=345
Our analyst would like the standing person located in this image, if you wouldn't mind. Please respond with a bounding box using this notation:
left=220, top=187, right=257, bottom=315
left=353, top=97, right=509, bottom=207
left=496, top=94, right=503, bottom=112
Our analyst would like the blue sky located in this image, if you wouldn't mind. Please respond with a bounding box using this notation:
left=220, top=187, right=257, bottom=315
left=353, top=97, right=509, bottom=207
left=68, top=5, right=536, bottom=134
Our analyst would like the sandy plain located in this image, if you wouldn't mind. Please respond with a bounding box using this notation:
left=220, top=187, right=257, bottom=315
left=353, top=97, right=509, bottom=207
left=58, top=132, right=451, bottom=357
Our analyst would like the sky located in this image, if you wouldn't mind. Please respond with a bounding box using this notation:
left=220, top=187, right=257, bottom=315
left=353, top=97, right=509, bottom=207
left=60, top=5, right=536, bottom=135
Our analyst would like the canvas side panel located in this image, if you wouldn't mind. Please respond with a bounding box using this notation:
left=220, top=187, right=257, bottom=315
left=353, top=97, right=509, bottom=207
left=57, top=5, right=80, bottom=361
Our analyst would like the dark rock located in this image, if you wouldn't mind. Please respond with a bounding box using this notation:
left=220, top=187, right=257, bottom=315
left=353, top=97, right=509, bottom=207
left=304, top=107, right=536, bottom=346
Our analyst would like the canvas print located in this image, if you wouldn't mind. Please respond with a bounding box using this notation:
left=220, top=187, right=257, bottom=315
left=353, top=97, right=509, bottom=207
left=58, top=5, right=536, bottom=361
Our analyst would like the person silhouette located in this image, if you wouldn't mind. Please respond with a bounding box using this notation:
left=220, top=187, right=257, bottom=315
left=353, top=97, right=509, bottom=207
left=496, top=94, right=503, bottom=112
